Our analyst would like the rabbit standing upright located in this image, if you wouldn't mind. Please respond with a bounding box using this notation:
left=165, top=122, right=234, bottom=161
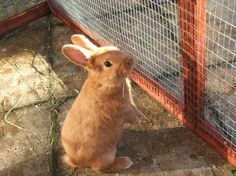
left=61, top=34, right=142, bottom=173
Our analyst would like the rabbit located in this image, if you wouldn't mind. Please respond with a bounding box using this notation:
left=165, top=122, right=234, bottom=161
left=61, top=34, right=143, bottom=173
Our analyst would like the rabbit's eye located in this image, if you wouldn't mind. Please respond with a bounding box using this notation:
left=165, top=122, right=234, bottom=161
left=104, top=61, right=112, bottom=67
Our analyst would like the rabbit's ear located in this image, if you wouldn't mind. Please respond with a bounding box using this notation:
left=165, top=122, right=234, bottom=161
left=62, top=44, right=92, bottom=67
left=71, top=34, right=98, bottom=52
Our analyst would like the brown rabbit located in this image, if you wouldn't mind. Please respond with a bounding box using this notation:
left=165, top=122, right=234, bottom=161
left=61, top=34, right=142, bottom=173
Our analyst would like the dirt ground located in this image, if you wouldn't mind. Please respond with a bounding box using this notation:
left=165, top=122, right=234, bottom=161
left=0, top=16, right=234, bottom=176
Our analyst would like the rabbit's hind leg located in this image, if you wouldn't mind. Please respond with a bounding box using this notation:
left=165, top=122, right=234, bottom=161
left=91, top=147, right=116, bottom=172
left=102, top=156, right=133, bottom=173
left=62, top=154, right=79, bottom=168
left=91, top=147, right=132, bottom=173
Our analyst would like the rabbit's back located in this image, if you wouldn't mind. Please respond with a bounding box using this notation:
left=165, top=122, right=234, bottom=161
left=61, top=79, right=128, bottom=162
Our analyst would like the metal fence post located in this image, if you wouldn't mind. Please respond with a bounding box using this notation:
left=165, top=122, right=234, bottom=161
left=179, top=0, right=206, bottom=128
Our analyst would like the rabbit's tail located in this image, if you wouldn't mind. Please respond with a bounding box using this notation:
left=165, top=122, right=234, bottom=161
left=102, top=157, right=133, bottom=173
left=62, top=154, right=79, bottom=168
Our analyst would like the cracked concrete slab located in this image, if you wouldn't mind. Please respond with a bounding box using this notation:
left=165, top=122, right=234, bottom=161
left=0, top=17, right=68, bottom=112
left=0, top=103, right=51, bottom=176
left=50, top=18, right=87, bottom=95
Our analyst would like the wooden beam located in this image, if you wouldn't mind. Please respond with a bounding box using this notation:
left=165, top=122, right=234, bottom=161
left=0, top=2, right=50, bottom=38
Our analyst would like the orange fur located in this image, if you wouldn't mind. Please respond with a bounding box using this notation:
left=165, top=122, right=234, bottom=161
left=61, top=35, right=142, bottom=173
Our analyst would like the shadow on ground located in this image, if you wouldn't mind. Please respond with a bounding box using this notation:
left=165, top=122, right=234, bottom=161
left=56, top=127, right=229, bottom=176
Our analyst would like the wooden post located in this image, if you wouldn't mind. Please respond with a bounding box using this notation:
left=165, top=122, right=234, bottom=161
left=0, top=2, right=50, bottom=38
left=179, top=0, right=206, bottom=128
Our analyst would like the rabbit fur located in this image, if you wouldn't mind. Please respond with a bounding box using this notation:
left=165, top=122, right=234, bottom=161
left=61, top=34, right=142, bottom=173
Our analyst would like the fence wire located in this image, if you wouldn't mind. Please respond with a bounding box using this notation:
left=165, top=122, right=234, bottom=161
left=205, top=0, right=236, bottom=147
left=53, top=0, right=236, bottom=148
left=55, top=0, right=182, bottom=100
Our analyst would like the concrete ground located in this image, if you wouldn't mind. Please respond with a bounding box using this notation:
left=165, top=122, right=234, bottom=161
left=0, top=16, right=234, bottom=176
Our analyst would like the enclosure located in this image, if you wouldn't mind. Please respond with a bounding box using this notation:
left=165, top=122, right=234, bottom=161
left=0, top=0, right=235, bottom=174
left=48, top=0, right=236, bottom=167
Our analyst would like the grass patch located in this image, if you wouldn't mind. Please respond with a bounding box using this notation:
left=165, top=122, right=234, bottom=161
left=50, top=97, right=60, bottom=176
left=232, top=169, right=236, bottom=176
left=44, top=14, right=79, bottom=175
left=49, top=94, right=77, bottom=176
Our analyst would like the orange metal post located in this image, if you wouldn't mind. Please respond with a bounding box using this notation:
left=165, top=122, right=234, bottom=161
left=179, top=0, right=206, bottom=127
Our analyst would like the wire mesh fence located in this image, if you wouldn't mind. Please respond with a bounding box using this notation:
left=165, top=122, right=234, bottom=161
left=52, top=0, right=236, bottom=150
left=54, top=0, right=183, bottom=100
left=205, top=0, right=236, bottom=147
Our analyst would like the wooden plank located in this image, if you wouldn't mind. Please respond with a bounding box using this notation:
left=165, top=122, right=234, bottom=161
left=0, top=2, right=50, bottom=38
